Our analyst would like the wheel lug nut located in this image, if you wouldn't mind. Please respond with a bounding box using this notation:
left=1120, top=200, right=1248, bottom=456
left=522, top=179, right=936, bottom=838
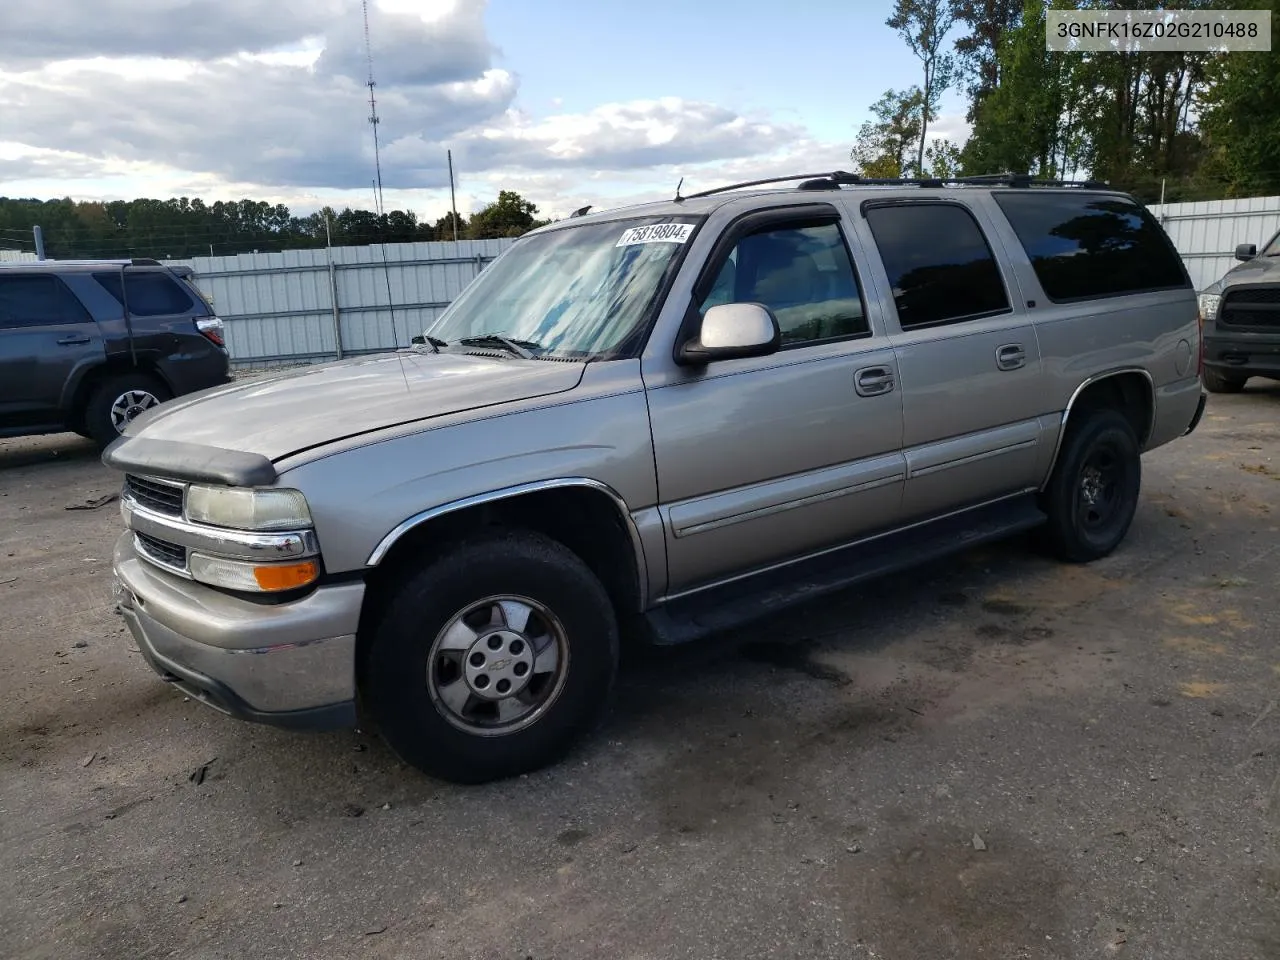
left=474, top=674, right=490, bottom=689
left=509, top=639, right=524, bottom=655
left=469, top=652, right=485, bottom=667
left=487, top=636, right=503, bottom=650
left=514, top=662, right=529, bottom=677
left=496, top=679, right=511, bottom=694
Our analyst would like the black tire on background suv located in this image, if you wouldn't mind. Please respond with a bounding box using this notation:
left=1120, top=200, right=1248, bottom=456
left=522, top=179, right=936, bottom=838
left=1039, top=409, right=1142, bottom=563
left=361, top=529, right=620, bottom=784
left=84, top=371, right=172, bottom=449
left=1202, top=367, right=1247, bottom=394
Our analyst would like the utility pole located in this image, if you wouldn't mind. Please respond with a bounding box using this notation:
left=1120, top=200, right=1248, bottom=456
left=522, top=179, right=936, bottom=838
left=33, top=225, right=46, bottom=260
left=448, top=150, right=459, bottom=242
left=325, top=212, right=344, bottom=360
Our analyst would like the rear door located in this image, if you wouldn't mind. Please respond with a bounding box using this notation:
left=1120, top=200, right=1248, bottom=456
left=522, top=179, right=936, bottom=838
left=854, top=197, right=1045, bottom=521
left=0, top=273, right=105, bottom=429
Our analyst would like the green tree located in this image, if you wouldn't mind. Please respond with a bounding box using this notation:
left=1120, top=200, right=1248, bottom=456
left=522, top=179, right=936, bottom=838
left=924, top=138, right=963, bottom=178
left=850, top=88, right=925, bottom=177
left=960, top=0, right=1077, bottom=178
left=886, top=0, right=959, bottom=174
left=434, top=211, right=468, bottom=241
left=952, top=0, right=1023, bottom=121
left=1197, top=0, right=1280, bottom=197
left=466, top=190, right=547, bottom=239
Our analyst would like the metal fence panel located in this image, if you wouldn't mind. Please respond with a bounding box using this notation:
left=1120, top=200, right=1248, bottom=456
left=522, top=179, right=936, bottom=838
left=163, top=199, right=1280, bottom=368
left=165, top=238, right=516, bottom=368
left=1150, top=195, right=1280, bottom=291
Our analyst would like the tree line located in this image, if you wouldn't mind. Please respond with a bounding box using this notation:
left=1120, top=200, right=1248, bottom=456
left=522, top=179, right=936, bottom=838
left=852, top=0, right=1280, bottom=202
left=0, top=189, right=550, bottom=261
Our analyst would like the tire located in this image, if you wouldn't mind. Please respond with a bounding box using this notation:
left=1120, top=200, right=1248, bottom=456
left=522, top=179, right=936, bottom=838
left=1039, top=409, right=1142, bottom=563
left=84, top=371, right=171, bottom=448
left=361, top=529, right=620, bottom=784
left=1202, top=367, right=1247, bottom=394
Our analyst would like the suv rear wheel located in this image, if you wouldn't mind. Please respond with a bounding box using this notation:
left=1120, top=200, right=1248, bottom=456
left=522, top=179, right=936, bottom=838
left=361, top=529, right=619, bottom=784
left=84, top=371, right=172, bottom=448
left=1039, top=409, right=1142, bottom=563
left=1202, top=367, right=1247, bottom=394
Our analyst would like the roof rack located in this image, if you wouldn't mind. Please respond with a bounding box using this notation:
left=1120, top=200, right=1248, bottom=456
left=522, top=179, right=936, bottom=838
left=678, top=170, right=1110, bottom=200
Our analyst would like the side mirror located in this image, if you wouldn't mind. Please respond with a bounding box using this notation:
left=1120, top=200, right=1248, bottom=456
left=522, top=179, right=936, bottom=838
left=1235, top=243, right=1257, bottom=262
left=676, top=302, right=781, bottom=366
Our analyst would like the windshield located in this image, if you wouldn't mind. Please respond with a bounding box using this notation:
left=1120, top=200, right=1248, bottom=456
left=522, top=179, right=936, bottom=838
left=426, top=216, right=702, bottom=359
left=1262, top=230, right=1280, bottom=257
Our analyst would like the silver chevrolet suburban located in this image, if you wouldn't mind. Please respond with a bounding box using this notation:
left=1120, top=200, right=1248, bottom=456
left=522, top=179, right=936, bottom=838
left=105, top=172, right=1208, bottom=783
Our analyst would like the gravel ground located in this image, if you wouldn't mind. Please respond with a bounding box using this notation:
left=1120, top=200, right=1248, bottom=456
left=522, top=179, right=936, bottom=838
left=1, top=386, right=1278, bottom=960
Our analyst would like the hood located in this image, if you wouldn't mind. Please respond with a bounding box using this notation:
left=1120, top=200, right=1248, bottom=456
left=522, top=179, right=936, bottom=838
left=1205, top=253, right=1280, bottom=294
left=125, top=350, right=587, bottom=461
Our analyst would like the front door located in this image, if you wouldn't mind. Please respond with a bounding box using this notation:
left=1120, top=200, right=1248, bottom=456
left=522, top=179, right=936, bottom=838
left=855, top=198, right=1045, bottom=521
left=0, top=272, right=105, bottom=430
left=644, top=208, right=906, bottom=596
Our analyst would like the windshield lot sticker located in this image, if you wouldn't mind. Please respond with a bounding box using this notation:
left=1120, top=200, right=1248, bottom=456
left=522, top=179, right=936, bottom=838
left=615, top=223, right=695, bottom=247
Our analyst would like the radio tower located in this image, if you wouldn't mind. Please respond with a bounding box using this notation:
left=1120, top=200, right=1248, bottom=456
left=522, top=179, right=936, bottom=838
left=363, top=0, right=386, bottom=216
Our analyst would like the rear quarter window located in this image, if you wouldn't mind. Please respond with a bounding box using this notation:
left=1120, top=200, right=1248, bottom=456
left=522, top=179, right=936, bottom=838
left=94, top=270, right=195, bottom=316
left=993, top=192, right=1190, bottom=302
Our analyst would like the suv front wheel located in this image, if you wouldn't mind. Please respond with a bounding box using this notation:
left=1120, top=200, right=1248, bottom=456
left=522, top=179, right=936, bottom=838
left=84, top=371, right=172, bottom=448
left=362, top=529, right=620, bottom=783
left=1039, top=409, right=1142, bottom=563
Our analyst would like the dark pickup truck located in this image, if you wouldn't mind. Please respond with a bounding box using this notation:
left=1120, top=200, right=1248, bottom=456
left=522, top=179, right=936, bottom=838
left=1198, top=229, right=1280, bottom=393
left=0, top=258, right=230, bottom=447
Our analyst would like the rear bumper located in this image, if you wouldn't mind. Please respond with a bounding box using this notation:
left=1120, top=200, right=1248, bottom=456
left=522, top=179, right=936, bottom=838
left=112, top=533, right=361, bottom=730
left=1184, top=389, right=1208, bottom=437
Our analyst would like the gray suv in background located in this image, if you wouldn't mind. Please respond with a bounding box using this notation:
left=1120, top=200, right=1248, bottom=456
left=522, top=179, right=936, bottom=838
left=0, top=258, right=229, bottom=448
left=1197, top=228, right=1280, bottom=393
left=104, top=172, right=1207, bottom=784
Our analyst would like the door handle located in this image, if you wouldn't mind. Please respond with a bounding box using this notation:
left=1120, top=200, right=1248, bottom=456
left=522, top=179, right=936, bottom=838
left=56, top=335, right=91, bottom=346
left=995, top=343, right=1026, bottom=371
left=854, top=366, right=896, bottom=397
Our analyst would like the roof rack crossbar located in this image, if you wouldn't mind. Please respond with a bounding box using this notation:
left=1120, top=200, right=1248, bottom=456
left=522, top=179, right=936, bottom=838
left=680, top=170, right=1110, bottom=200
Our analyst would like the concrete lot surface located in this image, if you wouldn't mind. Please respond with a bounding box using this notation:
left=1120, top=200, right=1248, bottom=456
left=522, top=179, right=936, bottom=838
left=1, top=387, right=1278, bottom=960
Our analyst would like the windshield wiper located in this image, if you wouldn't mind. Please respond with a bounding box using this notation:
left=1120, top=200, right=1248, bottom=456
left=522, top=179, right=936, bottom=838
left=457, top=333, right=541, bottom=359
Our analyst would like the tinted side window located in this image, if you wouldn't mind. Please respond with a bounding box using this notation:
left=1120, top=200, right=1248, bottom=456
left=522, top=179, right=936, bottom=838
left=0, top=275, right=92, bottom=329
left=94, top=271, right=195, bottom=316
left=698, top=222, right=869, bottom=346
left=993, top=192, right=1190, bottom=301
left=865, top=203, right=1010, bottom=329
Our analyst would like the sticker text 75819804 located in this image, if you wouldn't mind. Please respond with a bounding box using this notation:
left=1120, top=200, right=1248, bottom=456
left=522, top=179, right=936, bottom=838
left=615, top=223, right=695, bottom=247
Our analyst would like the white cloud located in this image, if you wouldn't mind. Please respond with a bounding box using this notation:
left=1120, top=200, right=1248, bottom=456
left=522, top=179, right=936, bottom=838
left=0, top=0, right=858, bottom=225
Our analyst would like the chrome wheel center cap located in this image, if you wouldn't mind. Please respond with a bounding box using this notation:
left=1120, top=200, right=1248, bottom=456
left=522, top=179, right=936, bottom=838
left=463, top=630, right=535, bottom=701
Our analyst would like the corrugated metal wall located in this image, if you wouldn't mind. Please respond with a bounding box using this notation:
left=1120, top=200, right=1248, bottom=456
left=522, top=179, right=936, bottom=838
left=1150, top=195, right=1280, bottom=292
left=166, top=238, right=517, bottom=368
left=161, top=196, right=1280, bottom=368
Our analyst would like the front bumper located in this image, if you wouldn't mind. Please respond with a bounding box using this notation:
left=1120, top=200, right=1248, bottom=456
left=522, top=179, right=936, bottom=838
left=112, top=533, right=363, bottom=730
left=1204, top=333, right=1280, bottom=378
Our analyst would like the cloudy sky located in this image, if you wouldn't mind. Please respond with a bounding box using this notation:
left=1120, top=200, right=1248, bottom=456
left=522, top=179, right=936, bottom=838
left=0, top=0, right=971, bottom=222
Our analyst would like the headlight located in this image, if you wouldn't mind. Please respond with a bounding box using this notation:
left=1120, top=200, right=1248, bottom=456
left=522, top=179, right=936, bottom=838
left=189, top=554, right=320, bottom=593
left=185, top=485, right=312, bottom=531
left=1197, top=293, right=1221, bottom=321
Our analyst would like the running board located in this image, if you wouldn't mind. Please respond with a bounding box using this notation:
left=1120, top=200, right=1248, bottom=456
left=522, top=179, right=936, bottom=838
left=643, top=494, right=1047, bottom=645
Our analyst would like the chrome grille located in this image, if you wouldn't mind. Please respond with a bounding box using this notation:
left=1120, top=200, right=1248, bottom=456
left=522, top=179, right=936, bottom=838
left=135, top=532, right=187, bottom=571
left=125, top=475, right=185, bottom=517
